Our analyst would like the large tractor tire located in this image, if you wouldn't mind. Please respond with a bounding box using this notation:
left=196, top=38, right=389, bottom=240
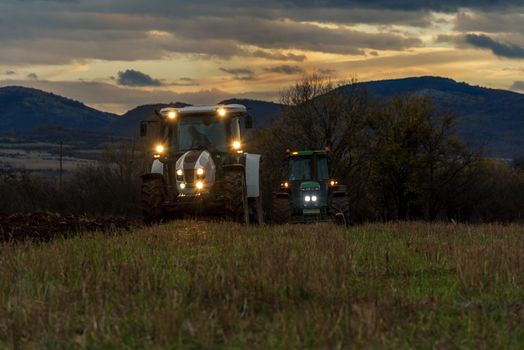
left=141, top=176, right=166, bottom=224
left=272, top=196, right=291, bottom=224
left=223, top=170, right=249, bottom=224
left=329, top=195, right=350, bottom=226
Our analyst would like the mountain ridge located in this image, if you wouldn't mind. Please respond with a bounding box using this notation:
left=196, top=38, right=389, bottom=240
left=0, top=86, right=117, bottom=135
left=1, top=77, right=523, bottom=157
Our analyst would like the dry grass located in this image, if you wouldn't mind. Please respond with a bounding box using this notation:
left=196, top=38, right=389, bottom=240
left=1, top=221, right=523, bottom=349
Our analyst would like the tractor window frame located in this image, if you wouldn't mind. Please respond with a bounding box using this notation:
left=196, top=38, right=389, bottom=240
left=230, top=116, right=241, bottom=141
left=316, top=155, right=330, bottom=181
left=289, top=156, right=313, bottom=181
left=168, top=114, right=232, bottom=153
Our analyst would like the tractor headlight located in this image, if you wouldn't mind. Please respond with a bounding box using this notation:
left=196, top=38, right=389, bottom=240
left=232, top=140, right=241, bottom=150
left=154, top=144, right=165, bottom=158
left=176, top=169, right=183, bottom=176
left=167, top=111, right=177, bottom=120
left=196, top=167, right=205, bottom=179
left=281, top=181, right=289, bottom=189
left=329, top=180, right=338, bottom=187
left=305, top=195, right=311, bottom=202
left=180, top=182, right=186, bottom=189
left=196, top=181, right=204, bottom=190
left=312, top=195, right=318, bottom=202
left=217, top=107, right=227, bottom=117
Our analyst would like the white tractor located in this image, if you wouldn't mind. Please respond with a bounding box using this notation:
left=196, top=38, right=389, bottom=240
left=140, top=104, right=263, bottom=224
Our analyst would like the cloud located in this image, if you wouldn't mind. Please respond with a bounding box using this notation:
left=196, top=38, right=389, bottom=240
left=464, top=34, right=524, bottom=59
left=289, top=1, right=522, bottom=12
left=0, top=2, right=425, bottom=65
left=116, top=69, right=162, bottom=86
left=251, top=50, right=307, bottom=62
left=176, top=17, right=422, bottom=55
left=511, top=81, right=524, bottom=91
left=27, top=73, right=38, bottom=80
left=219, top=67, right=256, bottom=80
left=455, top=11, right=524, bottom=35
left=263, top=65, right=304, bottom=74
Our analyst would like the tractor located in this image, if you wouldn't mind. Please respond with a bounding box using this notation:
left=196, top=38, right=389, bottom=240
left=139, top=104, right=262, bottom=224
left=272, top=150, right=349, bottom=224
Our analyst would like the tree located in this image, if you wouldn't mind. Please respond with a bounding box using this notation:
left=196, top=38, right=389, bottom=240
left=250, top=74, right=375, bottom=221
left=370, top=95, right=478, bottom=220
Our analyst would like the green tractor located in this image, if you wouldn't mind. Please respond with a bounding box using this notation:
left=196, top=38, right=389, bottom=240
left=272, top=150, right=349, bottom=224
left=139, top=104, right=263, bottom=224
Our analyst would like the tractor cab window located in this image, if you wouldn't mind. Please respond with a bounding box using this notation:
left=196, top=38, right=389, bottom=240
left=177, top=115, right=228, bottom=152
left=230, top=117, right=241, bottom=140
left=289, top=157, right=312, bottom=181
left=317, top=156, right=330, bottom=180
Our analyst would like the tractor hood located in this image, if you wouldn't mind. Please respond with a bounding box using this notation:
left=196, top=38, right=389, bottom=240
left=300, top=181, right=321, bottom=190
left=175, top=150, right=216, bottom=194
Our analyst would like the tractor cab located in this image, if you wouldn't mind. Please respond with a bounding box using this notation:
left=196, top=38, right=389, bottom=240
left=272, top=149, right=349, bottom=224
left=153, top=105, right=248, bottom=157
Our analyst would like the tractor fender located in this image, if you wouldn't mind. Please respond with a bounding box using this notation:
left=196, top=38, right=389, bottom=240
left=245, top=154, right=261, bottom=198
left=150, top=159, right=164, bottom=175
left=330, top=184, right=348, bottom=197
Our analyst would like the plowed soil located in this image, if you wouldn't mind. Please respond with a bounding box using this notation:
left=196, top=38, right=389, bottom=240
left=0, top=212, right=135, bottom=242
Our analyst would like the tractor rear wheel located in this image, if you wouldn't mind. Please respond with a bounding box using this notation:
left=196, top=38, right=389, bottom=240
left=141, top=176, right=166, bottom=224
left=223, top=171, right=249, bottom=224
left=329, top=195, right=350, bottom=226
left=272, top=196, right=291, bottom=224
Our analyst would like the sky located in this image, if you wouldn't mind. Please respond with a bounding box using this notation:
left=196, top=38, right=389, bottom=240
left=1, top=0, right=524, bottom=114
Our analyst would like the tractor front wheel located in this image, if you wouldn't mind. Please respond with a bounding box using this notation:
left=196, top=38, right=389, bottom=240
left=272, top=196, right=291, bottom=224
left=223, top=171, right=249, bottom=224
left=141, top=176, right=166, bottom=224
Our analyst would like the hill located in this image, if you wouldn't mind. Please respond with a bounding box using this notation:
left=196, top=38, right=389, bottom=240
left=219, top=98, right=283, bottom=127
left=0, top=86, right=116, bottom=136
left=352, top=77, right=524, bottom=157
left=109, top=102, right=191, bottom=136
left=1, top=78, right=523, bottom=157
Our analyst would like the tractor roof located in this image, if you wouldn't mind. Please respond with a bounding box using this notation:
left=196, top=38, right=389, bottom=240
left=160, top=104, right=247, bottom=116
left=289, top=150, right=329, bottom=156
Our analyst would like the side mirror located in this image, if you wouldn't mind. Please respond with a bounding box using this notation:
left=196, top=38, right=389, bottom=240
left=245, top=115, right=253, bottom=129
left=140, top=121, right=148, bottom=137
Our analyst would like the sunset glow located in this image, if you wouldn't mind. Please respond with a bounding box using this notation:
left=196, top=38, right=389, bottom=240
left=1, top=1, right=523, bottom=113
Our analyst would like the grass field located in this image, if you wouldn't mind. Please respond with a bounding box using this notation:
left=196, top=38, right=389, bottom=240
left=1, top=221, right=523, bottom=349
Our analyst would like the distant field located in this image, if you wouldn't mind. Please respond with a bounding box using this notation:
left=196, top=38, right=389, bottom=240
left=0, top=137, right=102, bottom=172
left=1, top=222, right=523, bottom=348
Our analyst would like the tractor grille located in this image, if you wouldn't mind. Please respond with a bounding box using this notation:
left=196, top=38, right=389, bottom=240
left=184, top=169, right=194, bottom=183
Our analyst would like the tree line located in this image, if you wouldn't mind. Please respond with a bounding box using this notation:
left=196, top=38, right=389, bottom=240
left=0, top=75, right=523, bottom=222
left=250, top=75, right=524, bottom=223
left=0, top=141, right=148, bottom=217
